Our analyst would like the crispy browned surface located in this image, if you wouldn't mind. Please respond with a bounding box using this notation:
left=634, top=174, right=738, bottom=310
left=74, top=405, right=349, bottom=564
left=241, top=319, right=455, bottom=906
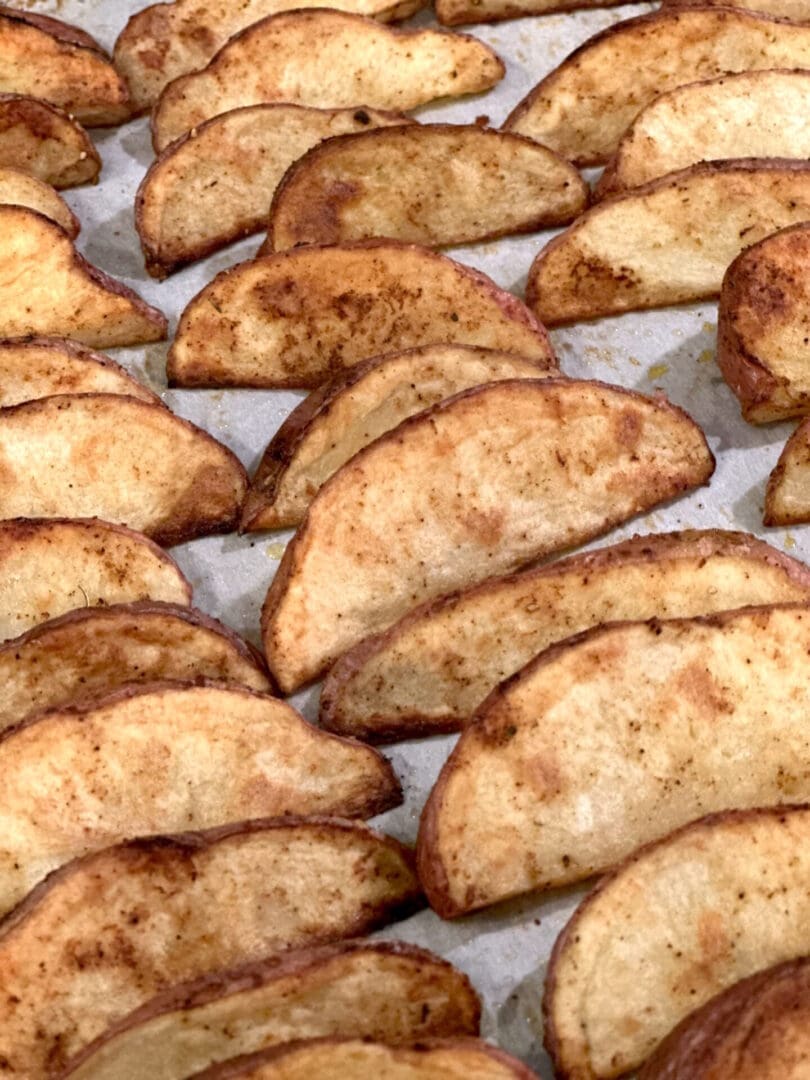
left=663, top=0, right=810, bottom=20
left=0, top=601, right=271, bottom=734
left=503, top=8, right=810, bottom=166
left=151, top=10, right=504, bottom=151
left=545, top=806, right=810, bottom=1080
left=138, top=104, right=412, bottom=278
left=0, top=164, right=77, bottom=234
left=640, top=957, right=810, bottom=1079
left=0, top=393, right=247, bottom=545
left=436, top=0, right=625, bottom=25
left=62, top=941, right=480, bottom=1080
left=0, top=206, right=166, bottom=347
left=168, top=242, right=555, bottom=389
left=321, top=530, right=810, bottom=741
left=528, top=160, right=810, bottom=326
left=765, top=417, right=810, bottom=524
left=0, top=93, right=99, bottom=188
left=242, top=346, right=554, bottom=531
left=261, top=379, right=714, bottom=692
left=0, top=819, right=421, bottom=1075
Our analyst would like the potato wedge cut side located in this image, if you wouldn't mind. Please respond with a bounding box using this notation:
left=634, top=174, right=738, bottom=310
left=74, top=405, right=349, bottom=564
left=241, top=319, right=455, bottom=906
left=265, top=125, right=586, bottom=252
left=0, top=819, right=421, bottom=1076
left=138, top=104, right=413, bottom=278
left=0, top=393, right=247, bottom=545
left=168, top=242, right=555, bottom=389
left=261, top=378, right=714, bottom=692
left=151, top=10, right=504, bottom=151
left=0, top=93, right=99, bottom=188
left=62, top=941, right=480, bottom=1080
left=0, top=165, right=78, bottom=235
left=663, top=0, right=810, bottom=20
left=0, top=206, right=166, bottom=347
left=545, top=806, right=810, bottom=1079
left=241, top=346, right=554, bottom=531
left=527, top=160, right=810, bottom=326
left=503, top=8, right=810, bottom=166
left=0, top=601, right=271, bottom=734
left=321, top=530, right=810, bottom=741
left=765, top=418, right=810, bottom=524
left=0, top=681, right=401, bottom=916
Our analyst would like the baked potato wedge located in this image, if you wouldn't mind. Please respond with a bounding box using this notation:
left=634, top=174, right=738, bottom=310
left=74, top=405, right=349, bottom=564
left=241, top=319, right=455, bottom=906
left=504, top=8, right=810, bottom=166
left=241, top=345, right=554, bottom=532
left=0, top=601, right=271, bottom=734
left=545, top=806, right=810, bottom=1079
left=527, top=160, right=810, bottom=325
left=0, top=393, right=247, bottom=545
left=62, top=941, right=480, bottom=1080
left=0, top=819, right=421, bottom=1076
left=435, top=0, right=625, bottom=26
left=663, top=0, right=810, bottom=20
left=151, top=10, right=504, bottom=151
left=0, top=206, right=166, bottom=347
left=0, top=93, right=99, bottom=188
left=168, top=242, right=555, bottom=389
left=0, top=517, right=190, bottom=640
left=765, top=418, right=810, bottom=524
left=0, top=680, right=401, bottom=916
left=138, top=104, right=413, bottom=279
left=0, top=165, right=78, bottom=235
left=321, top=530, right=810, bottom=741
left=262, top=378, right=714, bottom=692
left=264, top=124, right=586, bottom=252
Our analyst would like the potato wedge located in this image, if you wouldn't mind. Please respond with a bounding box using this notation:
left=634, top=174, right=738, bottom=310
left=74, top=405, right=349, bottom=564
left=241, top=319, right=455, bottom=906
left=241, top=346, right=554, bottom=532
left=138, top=104, right=413, bottom=279
left=262, top=379, right=714, bottom=692
left=0, top=819, right=421, bottom=1076
left=0, top=93, right=99, bottom=188
left=527, top=160, right=810, bottom=326
left=168, top=242, right=555, bottom=389
left=0, top=517, right=191, bottom=640
left=503, top=8, right=810, bottom=166
left=62, top=940, right=480, bottom=1080
left=321, top=530, right=810, bottom=741
left=597, top=71, right=810, bottom=199
left=0, top=680, right=401, bottom=916
left=718, top=223, right=810, bottom=423
left=545, top=806, right=810, bottom=1079
left=764, top=418, right=810, bottom=525
left=0, top=6, right=129, bottom=127
left=436, top=0, right=624, bottom=26
left=0, top=206, right=166, bottom=347
left=0, top=601, right=271, bottom=734
left=264, top=124, right=586, bottom=252
left=151, top=11, right=504, bottom=152
left=0, top=393, right=247, bottom=545
left=0, top=164, right=78, bottom=235
left=663, top=0, right=810, bottom=20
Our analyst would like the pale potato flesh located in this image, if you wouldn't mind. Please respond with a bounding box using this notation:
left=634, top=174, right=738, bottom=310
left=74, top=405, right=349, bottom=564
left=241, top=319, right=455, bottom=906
left=168, top=242, right=554, bottom=389
left=242, top=346, right=554, bottom=531
left=151, top=10, right=504, bottom=151
left=0, top=820, right=420, bottom=1075
left=321, top=530, right=810, bottom=740
left=528, top=161, right=810, bottom=326
left=0, top=93, right=99, bottom=188
left=261, top=379, right=714, bottom=692
left=0, top=165, right=77, bottom=235
left=546, top=807, right=810, bottom=1079
left=765, top=418, right=810, bottom=525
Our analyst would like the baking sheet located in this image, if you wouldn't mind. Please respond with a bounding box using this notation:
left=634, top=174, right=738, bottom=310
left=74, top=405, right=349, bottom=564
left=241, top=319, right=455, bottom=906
left=16, top=0, right=807, bottom=1072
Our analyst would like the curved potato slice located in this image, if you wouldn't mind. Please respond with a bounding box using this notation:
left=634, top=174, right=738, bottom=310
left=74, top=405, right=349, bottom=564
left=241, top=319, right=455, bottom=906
left=138, top=104, right=413, bottom=279
left=0, top=7, right=129, bottom=126
left=242, top=346, right=554, bottom=531
left=262, top=379, right=714, bottom=692
left=151, top=11, right=504, bottom=151
left=62, top=941, right=480, bottom=1080
left=545, top=806, right=810, bottom=1079
left=527, top=160, right=810, bottom=326
left=0, top=93, right=99, bottom=188
left=0, top=517, right=190, bottom=640
left=264, top=125, right=586, bottom=252
left=0, top=165, right=78, bottom=235
left=0, top=601, right=271, bottom=734
left=0, top=819, right=421, bottom=1076
left=598, top=71, right=810, bottom=198
left=436, top=0, right=625, bottom=26
left=0, top=206, right=166, bottom=347
left=503, top=8, right=810, bottom=166
left=0, top=680, right=401, bottom=915
left=765, top=417, right=810, bottom=525
left=0, top=393, right=247, bottom=545
left=418, top=603, right=810, bottom=918
left=663, top=0, right=810, bottom=20
left=168, top=242, right=555, bottom=389
left=321, top=530, right=810, bottom=741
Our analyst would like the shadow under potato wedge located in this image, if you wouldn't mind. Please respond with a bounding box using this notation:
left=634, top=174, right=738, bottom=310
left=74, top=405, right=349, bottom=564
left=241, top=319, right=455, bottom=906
left=765, top=418, right=810, bottom=525
left=168, top=241, right=555, bottom=389
left=0, top=165, right=78, bottom=235
left=261, top=378, right=714, bottom=693
left=151, top=9, right=504, bottom=152
left=0, top=93, right=99, bottom=188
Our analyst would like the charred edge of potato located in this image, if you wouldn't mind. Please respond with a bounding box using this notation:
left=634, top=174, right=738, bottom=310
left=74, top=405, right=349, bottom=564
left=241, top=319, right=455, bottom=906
left=0, top=4, right=106, bottom=54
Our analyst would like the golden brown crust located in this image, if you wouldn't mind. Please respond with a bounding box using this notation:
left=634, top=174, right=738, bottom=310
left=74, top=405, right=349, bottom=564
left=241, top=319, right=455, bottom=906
left=0, top=94, right=100, bottom=187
